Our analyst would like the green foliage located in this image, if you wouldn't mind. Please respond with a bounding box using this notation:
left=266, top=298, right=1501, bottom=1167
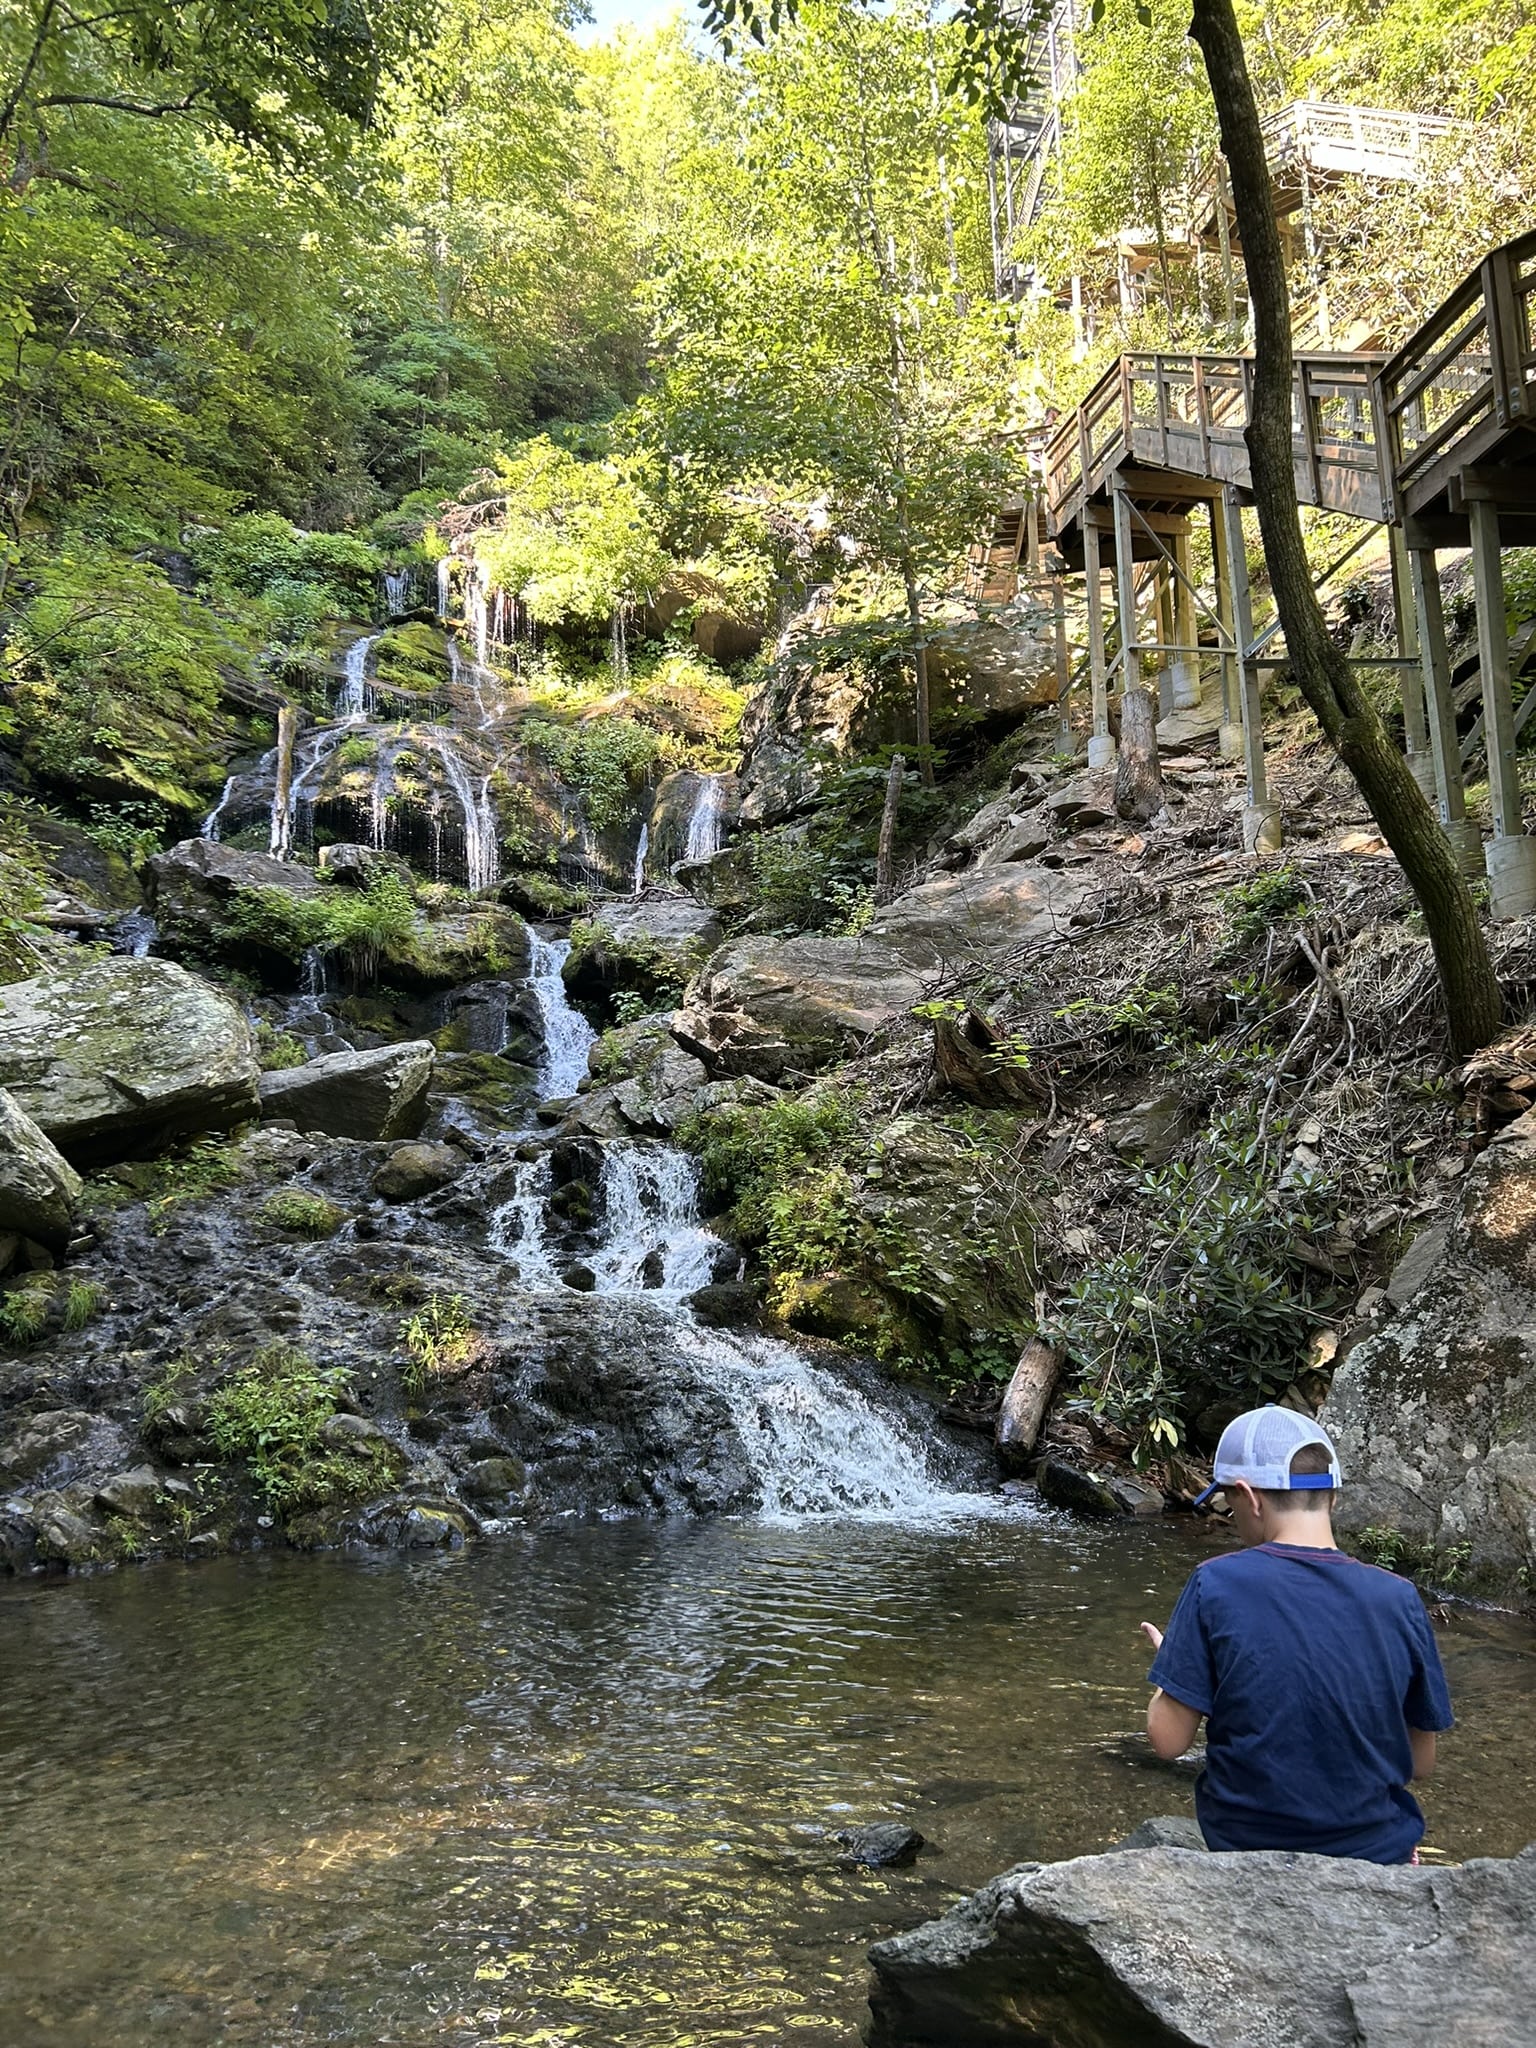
left=680, top=1092, right=865, bottom=1267
left=215, top=871, right=417, bottom=984
left=84, top=801, right=170, bottom=862
left=259, top=1189, right=345, bottom=1239
left=0, top=1277, right=54, bottom=1347
left=745, top=827, right=872, bottom=936
left=143, top=1352, right=200, bottom=1424
left=140, top=1138, right=247, bottom=1230
left=1049, top=1111, right=1341, bottom=1463
left=520, top=715, right=667, bottom=828
left=205, top=1345, right=377, bottom=1514
left=62, top=1279, right=107, bottom=1332
left=398, top=1293, right=481, bottom=1393
left=1221, top=866, right=1309, bottom=951
left=255, top=1023, right=308, bottom=1071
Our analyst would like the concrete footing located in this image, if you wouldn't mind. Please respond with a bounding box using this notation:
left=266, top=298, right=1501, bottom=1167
left=1243, top=803, right=1284, bottom=854
left=1486, top=833, right=1536, bottom=919
left=1086, top=733, right=1116, bottom=770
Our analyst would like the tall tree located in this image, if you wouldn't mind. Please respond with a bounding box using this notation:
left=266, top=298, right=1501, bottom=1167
left=1188, top=0, right=1502, bottom=1055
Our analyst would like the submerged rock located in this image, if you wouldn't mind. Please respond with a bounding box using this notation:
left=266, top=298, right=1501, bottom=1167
left=0, top=955, right=259, bottom=1163
left=1327, top=1106, right=1536, bottom=1588
left=839, top=1822, right=925, bottom=1869
left=257, top=1041, right=435, bottom=1140
left=864, top=1844, right=1536, bottom=2048
left=0, top=1089, right=83, bottom=1249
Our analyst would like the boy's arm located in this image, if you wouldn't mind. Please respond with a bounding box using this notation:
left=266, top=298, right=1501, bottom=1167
left=1141, top=1619, right=1207, bottom=1759
left=1147, top=1687, right=1204, bottom=1759
left=1409, top=1727, right=1437, bottom=1780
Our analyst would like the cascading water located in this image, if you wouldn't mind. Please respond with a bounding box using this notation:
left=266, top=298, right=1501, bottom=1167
left=382, top=568, right=414, bottom=616
left=488, top=1154, right=562, bottom=1284
left=526, top=932, right=597, bottom=1098
left=468, top=564, right=490, bottom=669
left=609, top=608, right=628, bottom=685
left=435, top=736, right=500, bottom=892
left=201, top=775, right=238, bottom=842
left=632, top=821, right=648, bottom=895
left=436, top=556, right=453, bottom=620
left=587, top=1147, right=721, bottom=1293
left=338, top=633, right=378, bottom=723
left=684, top=775, right=726, bottom=862
left=113, top=909, right=158, bottom=958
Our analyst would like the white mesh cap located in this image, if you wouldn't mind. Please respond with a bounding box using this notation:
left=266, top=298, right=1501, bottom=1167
left=1199, top=1405, right=1342, bottom=1501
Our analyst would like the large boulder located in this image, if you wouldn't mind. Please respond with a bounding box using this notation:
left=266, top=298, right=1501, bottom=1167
left=1327, top=1109, right=1536, bottom=1588
left=867, top=864, right=1096, bottom=972
left=564, top=895, right=722, bottom=1015
left=258, top=1041, right=435, bottom=1140
left=671, top=938, right=926, bottom=1080
left=0, top=1089, right=83, bottom=1249
left=0, top=956, right=259, bottom=1164
left=149, top=837, right=322, bottom=936
left=864, top=1844, right=1536, bottom=2048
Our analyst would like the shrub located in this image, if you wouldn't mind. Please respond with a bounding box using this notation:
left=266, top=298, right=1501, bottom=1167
left=679, top=1093, right=865, bottom=1268
left=0, top=1277, right=54, bottom=1346
left=206, top=1345, right=376, bottom=1512
left=259, top=1189, right=345, bottom=1238
left=216, top=870, right=417, bottom=985
left=1221, top=865, right=1309, bottom=951
left=398, top=1293, right=482, bottom=1392
left=1048, top=1111, right=1341, bottom=1464
left=745, top=827, right=872, bottom=936
left=62, top=1278, right=106, bottom=1331
left=255, top=1023, right=308, bottom=1071
left=520, top=714, right=667, bottom=828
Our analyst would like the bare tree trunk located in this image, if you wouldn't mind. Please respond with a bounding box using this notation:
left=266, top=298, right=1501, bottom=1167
left=875, top=752, right=904, bottom=903
left=903, top=567, right=934, bottom=788
left=1114, top=687, right=1163, bottom=821
left=1188, top=0, right=1502, bottom=1056
left=996, top=1338, right=1063, bottom=1472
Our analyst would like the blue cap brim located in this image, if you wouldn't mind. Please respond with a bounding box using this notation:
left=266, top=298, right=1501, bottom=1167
left=1192, top=1482, right=1222, bottom=1507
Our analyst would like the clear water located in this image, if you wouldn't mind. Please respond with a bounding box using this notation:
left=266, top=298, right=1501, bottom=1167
left=2, top=1521, right=1534, bottom=2048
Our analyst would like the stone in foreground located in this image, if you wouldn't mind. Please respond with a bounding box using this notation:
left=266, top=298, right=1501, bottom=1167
left=258, top=1041, right=435, bottom=1141
left=863, top=1844, right=1536, bottom=2048
left=0, top=1088, right=84, bottom=1248
left=0, top=956, right=259, bottom=1163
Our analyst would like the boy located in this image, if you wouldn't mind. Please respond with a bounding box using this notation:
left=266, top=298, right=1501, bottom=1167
left=1141, top=1405, right=1454, bottom=1862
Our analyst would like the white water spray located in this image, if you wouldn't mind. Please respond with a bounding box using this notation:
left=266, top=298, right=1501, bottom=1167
left=201, top=774, right=239, bottom=842
left=633, top=821, right=648, bottom=895
left=338, top=633, right=378, bottom=722
left=684, top=776, right=726, bottom=863
left=436, top=556, right=453, bottom=621
left=382, top=568, right=414, bottom=616
left=435, top=735, right=500, bottom=892
left=525, top=932, right=597, bottom=1098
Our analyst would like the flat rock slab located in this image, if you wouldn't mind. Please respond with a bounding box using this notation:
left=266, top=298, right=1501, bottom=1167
left=866, top=866, right=1094, bottom=971
left=0, top=956, right=259, bottom=1164
left=672, top=938, right=926, bottom=1080
left=864, top=1844, right=1536, bottom=2048
left=258, top=1041, right=435, bottom=1141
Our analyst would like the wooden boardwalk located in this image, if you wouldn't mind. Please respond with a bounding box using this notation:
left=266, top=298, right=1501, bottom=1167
left=999, top=229, right=1536, bottom=907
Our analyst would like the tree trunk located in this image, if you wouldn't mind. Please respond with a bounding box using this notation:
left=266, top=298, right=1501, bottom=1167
left=1114, top=686, right=1163, bottom=821
left=875, top=753, right=904, bottom=904
left=996, top=1338, right=1063, bottom=1472
left=1188, top=0, right=1502, bottom=1056
left=931, top=1008, right=1047, bottom=1108
left=903, top=565, right=934, bottom=789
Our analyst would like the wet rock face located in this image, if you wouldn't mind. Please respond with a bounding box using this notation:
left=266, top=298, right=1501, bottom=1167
left=1326, top=1109, right=1536, bottom=1587
left=0, top=1089, right=83, bottom=1249
left=149, top=839, right=322, bottom=949
left=257, top=1041, right=436, bottom=1141
left=0, top=955, right=259, bottom=1164
left=864, top=1844, right=1536, bottom=2048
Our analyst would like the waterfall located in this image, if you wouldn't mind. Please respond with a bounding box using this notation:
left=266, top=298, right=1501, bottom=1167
left=201, top=775, right=238, bottom=842
left=488, top=1154, right=562, bottom=1284
left=370, top=736, right=403, bottom=852
left=338, top=633, right=378, bottom=722
left=300, top=947, right=328, bottom=998
left=684, top=776, right=726, bottom=863
left=588, top=1146, right=721, bottom=1293
left=491, top=589, right=506, bottom=649
left=526, top=932, right=597, bottom=1098
left=468, top=564, right=490, bottom=669
left=113, top=909, right=157, bottom=958
left=436, top=556, right=453, bottom=621
left=435, top=736, right=500, bottom=892
left=610, top=608, right=628, bottom=685
left=632, top=821, right=648, bottom=895
left=268, top=706, right=300, bottom=858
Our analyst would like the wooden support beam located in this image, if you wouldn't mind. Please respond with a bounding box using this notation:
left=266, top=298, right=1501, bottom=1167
left=1052, top=578, right=1072, bottom=754
left=1171, top=528, right=1201, bottom=710
left=1209, top=494, right=1242, bottom=761
left=1219, top=487, right=1281, bottom=851
left=1468, top=497, right=1536, bottom=915
left=1084, top=522, right=1114, bottom=768
left=1410, top=545, right=1482, bottom=876
left=1111, top=486, right=1140, bottom=696
left=1389, top=523, right=1434, bottom=797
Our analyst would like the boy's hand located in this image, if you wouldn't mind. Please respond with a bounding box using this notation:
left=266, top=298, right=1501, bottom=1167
left=1140, top=1623, right=1164, bottom=1651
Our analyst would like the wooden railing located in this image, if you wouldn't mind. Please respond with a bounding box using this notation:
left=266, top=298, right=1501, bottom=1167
left=1378, top=227, right=1536, bottom=517
left=1190, top=100, right=1463, bottom=222
left=1045, top=349, right=1390, bottom=525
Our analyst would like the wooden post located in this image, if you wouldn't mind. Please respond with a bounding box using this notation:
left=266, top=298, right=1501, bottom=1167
left=1219, top=486, right=1281, bottom=852
left=874, top=753, right=905, bottom=905
left=1389, top=523, right=1434, bottom=798
left=1114, top=684, right=1165, bottom=822
left=269, top=703, right=298, bottom=859
left=1469, top=497, right=1536, bottom=915
left=1084, top=521, right=1114, bottom=769
left=1170, top=525, right=1200, bottom=710
left=1410, top=544, right=1482, bottom=877
left=1052, top=578, right=1072, bottom=754
left=1209, top=491, right=1242, bottom=761
left=1111, top=485, right=1140, bottom=698
left=1155, top=561, right=1176, bottom=717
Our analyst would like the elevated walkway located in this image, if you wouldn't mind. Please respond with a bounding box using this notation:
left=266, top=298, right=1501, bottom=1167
left=1003, top=230, right=1536, bottom=906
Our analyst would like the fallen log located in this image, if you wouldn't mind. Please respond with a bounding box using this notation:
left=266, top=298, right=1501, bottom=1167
left=995, top=1337, right=1063, bottom=1473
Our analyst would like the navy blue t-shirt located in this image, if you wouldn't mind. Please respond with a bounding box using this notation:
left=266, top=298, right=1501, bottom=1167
left=1147, top=1542, right=1454, bottom=1862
